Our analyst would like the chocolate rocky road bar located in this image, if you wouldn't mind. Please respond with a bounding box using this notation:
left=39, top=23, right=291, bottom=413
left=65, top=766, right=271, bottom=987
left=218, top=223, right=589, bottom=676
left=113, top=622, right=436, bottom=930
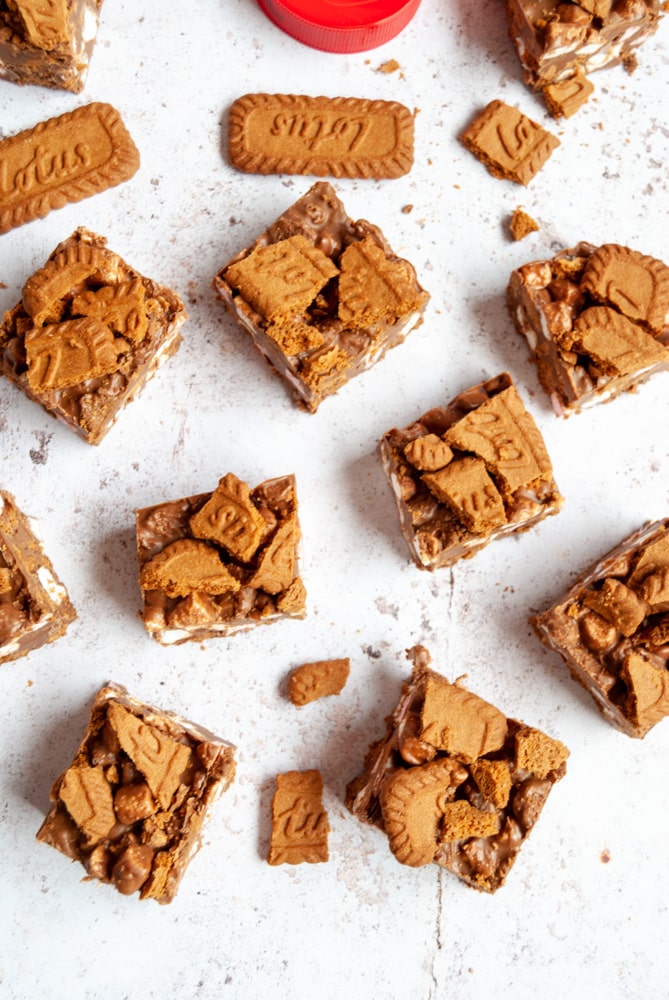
left=0, top=227, right=186, bottom=445
left=346, top=645, right=569, bottom=892
left=213, top=181, right=430, bottom=412
left=0, top=490, right=76, bottom=664
left=0, top=102, right=139, bottom=234
left=37, top=682, right=237, bottom=904
left=0, top=0, right=105, bottom=93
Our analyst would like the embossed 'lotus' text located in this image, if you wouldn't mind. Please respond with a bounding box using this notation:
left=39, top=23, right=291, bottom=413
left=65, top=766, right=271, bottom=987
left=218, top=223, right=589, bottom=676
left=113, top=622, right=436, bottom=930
left=0, top=103, right=140, bottom=234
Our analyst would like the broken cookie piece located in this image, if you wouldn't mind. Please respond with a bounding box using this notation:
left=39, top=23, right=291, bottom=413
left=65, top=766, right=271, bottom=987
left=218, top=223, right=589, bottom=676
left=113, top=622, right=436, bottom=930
left=533, top=518, right=669, bottom=737
left=0, top=490, right=76, bottom=664
left=346, top=645, right=568, bottom=892
left=509, top=207, right=540, bottom=241
left=380, top=372, right=563, bottom=569
left=542, top=72, right=594, bottom=119
left=0, top=228, right=186, bottom=444
left=213, top=181, right=430, bottom=412
left=268, top=770, right=329, bottom=865
left=136, top=472, right=306, bottom=646
left=507, top=241, right=669, bottom=416
left=36, top=682, right=237, bottom=903
left=288, top=657, right=350, bottom=705
left=460, top=100, right=560, bottom=185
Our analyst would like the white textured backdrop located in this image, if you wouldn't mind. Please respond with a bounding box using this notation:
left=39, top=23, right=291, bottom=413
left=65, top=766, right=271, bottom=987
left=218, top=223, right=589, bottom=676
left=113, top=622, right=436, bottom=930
left=1, top=2, right=668, bottom=998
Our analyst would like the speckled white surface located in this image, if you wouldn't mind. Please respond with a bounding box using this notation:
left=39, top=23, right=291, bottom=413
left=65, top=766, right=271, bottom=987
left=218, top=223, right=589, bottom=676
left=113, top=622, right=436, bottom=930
left=1, top=2, right=669, bottom=998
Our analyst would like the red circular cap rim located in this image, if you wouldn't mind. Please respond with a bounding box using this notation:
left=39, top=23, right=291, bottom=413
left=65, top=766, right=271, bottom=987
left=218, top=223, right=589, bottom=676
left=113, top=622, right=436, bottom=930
left=257, top=0, right=422, bottom=53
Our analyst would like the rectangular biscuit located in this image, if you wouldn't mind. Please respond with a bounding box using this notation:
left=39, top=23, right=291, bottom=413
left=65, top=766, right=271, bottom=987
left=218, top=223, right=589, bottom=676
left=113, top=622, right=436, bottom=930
left=0, top=102, right=140, bottom=234
left=228, top=93, right=414, bottom=179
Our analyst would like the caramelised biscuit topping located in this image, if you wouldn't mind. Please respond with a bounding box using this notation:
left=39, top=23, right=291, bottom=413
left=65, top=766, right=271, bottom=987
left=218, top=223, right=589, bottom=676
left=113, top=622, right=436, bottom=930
left=507, top=242, right=669, bottom=415
left=0, top=228, right=186, bottom=444
left=36, top=682, right=237, bottom=904
left=533, top=518, right=669, bottom=737
left=381, top=373, right=563, bottom=569
left=136, top=473, right=306, bottom=645
left=346, top=646, right=569, bottom=892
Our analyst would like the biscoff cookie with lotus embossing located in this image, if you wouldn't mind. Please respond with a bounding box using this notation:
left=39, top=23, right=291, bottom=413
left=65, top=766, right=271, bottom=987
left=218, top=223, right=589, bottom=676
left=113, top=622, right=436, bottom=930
left=460, top=100, right=559, bottom=185
left=267, top=770, right=329, bottom=865
left=135, top=473, right=306, bottom=646
left=346, top=645, right=569, bottom=892
left=229, top=93, right=414, bottom=179
left=0, top=103, right=139, bottom=233
left=0, top=228, right=185, bottom=444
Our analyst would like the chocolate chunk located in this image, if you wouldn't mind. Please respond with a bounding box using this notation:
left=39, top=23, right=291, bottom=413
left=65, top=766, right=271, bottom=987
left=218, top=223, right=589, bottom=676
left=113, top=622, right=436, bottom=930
left=380, top=373, right=562, bottom=569
left=504, top=0, right=664, bottom=92
left=507, top=241, right=669, bottom=416
left=0, top=491, right=76, bottom=664
left=0, top=1, right=105, bottom=93
left=213, top=181, right=429, bottom=412
left=136, top=474, right=306, bottom=646
left=0, top=228, right=186, bottom=445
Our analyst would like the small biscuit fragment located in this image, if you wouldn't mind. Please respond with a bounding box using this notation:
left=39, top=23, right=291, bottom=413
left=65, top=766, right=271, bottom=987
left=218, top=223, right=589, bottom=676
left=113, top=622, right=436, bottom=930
left=543, top=74, right=594, bottom=119
left=509, top=207, right=539, bottom=241
left=460, top=100, right=559, bottom=185
left=268, top=770, right=329, bottom=865
left=289, top=658, right=350, bottom=706
left=514, top=726, right=569, bottom=780
left=0, top=103, right=140, bottom=234
left=229, top=93, right=414, bottom=179
left=439, top=800, right=501, bottom=842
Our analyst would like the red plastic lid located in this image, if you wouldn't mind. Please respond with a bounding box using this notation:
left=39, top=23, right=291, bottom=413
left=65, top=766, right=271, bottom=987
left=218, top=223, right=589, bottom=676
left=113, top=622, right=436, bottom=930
left=257, top=0, right=422, bottom=53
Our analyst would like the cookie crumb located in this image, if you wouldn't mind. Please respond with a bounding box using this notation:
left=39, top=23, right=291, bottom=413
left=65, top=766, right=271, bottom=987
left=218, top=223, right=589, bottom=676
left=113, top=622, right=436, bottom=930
left=509, top=207, right=540, bottom=241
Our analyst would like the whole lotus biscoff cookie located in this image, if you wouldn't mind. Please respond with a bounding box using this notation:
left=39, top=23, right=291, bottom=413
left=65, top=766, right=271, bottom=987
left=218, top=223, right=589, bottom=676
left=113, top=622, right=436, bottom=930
left=229, top=93, right=414, bottom=179
left=0, top=103, right=139, bottom=234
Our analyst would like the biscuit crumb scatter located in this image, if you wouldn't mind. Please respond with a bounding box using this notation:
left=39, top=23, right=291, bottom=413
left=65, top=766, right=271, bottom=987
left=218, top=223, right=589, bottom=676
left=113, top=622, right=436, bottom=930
left=509, top=207, right=540, bottom=241
left=401, top=204, right=414, bottom=214
left=377, top=59, right=400, bottom=74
